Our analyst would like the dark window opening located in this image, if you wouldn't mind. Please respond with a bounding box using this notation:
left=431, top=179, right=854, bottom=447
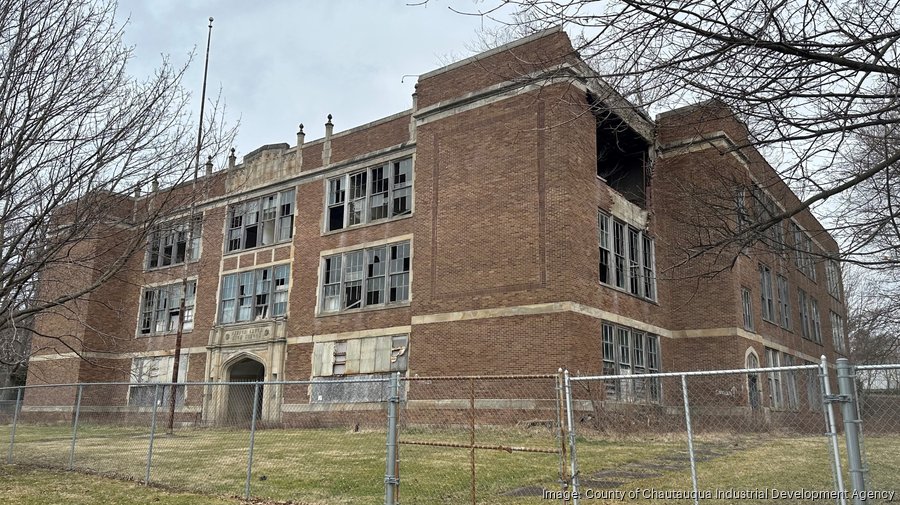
left=589, top=93, right=650, bottom=208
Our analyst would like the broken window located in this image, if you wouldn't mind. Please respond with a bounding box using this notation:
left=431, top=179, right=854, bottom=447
left=310, top=335, right=409, bottom=403
left=798, top=288, right=811, bottom=340
left=219, top=265, right=289, bottom=324
left=741, top=287, right=754, bottom=331
left=590, top=94, right=650, bottom=207
left=791, top=222, right=817, bottom=280
left=750, top=185, right=784, bottom=249
left=226, top=188, right=295, bottom=253
left=327, top=157, right=413, bottom=231
left=776, top=274, right=791, bottom=330
left=599, top=211, right=656, bottom=300
left=320, top=241, right=410, bottom=313
left=128, top=355, right=187, bottom=407
left=759, top=263, right=775, bottom=322
left=147, top=215, right=202, bottom=269
left=601, top=322, right=660, bottom=403
left=139, top=281, right=196, bottom=335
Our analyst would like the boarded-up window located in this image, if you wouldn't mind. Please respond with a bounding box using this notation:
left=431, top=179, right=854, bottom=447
left=310, top=335, right=408, bottom=403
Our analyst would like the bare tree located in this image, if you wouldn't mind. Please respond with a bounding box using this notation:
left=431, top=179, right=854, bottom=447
left=442, top=0, right=900, bottom=267
left=844, top=267, right=900, bottom=389
left=0, top=0, right=234, bottom=376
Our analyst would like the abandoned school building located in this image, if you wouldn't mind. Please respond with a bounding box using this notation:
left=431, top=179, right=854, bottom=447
left=24, top=27, right=847, bottom=425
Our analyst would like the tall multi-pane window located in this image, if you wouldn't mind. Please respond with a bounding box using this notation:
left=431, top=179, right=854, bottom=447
left=810, top=297, right=822, bottom=344
left=791, top=222, right=817, bottom=280
left=830, top=311, right=846, bottom=353
left=146, top=215, right=202, bottom=269
left=765, top=348, right=783, bottom=408
left=326, top=158, right=412, bottom=231
left=226, top=189, right=295, bottom=252
left=783, top=354, right=799, bottom=410
left=219, top=265, right=290, bottom=324
left=598, top=212, right=611, bottom=284
left=798, top=288, right=811, bottom=340
left=612, top=220, right=627, bottom=289
left=751, top=185, right=785, bottom=249
left=601, top=322, right=660, bottom=403
left=598, top=211, right=655, bottom=300
left=759, top=264, right=775, bottom=322
left=139, top=281, right=196, bottom=335
left=320, top=241, right=410, bottom=313
left=776, top=275, right=791, bottom=330
left=825, top=260, right=842, bottom=301
left=741, top=287, right=754, bottom=331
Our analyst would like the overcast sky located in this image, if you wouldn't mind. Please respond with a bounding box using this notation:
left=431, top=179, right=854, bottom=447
left=117, top=1, right=509, bottom=162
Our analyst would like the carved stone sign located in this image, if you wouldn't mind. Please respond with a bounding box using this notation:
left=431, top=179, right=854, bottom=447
left=223, top=326, right=270, bottom=344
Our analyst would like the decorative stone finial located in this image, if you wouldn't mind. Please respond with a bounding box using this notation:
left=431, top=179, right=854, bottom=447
left=228, top=147, right=236, bottom=169
left=205, top=155, right=213, bottom=176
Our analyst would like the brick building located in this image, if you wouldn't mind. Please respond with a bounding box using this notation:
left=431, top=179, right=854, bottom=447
left=25, top=28, right=847, bottom=423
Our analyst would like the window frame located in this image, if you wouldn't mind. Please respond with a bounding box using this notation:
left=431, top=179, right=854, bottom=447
left=825, top=259, right=842, bottom=302
left=319, top=241, right=411, bottom=315
left=138, top=280, right=197, bottom=336
left=128, top=355, right=188, bottom=407
left=601, top=322, right=661, bottom=403
left=776, top=274, right=791, bottom=330
left=145, top=215, right=203, bottom=270
left=325, top=157, right=413, bottom=232
left=830, top=311, right=846, bottom=353
left=598, top=211, right=656, bottom=301
left=765, top=348, right=783, bottom=409
left=759, top=264, right=775, bottom=323
left=218, top=264, right=290, bottom=325
left=741, top=287, right=754, bottom=331
left=225, top=188, right=296, bottom=254
left=791, top=221, right=817, bottom=281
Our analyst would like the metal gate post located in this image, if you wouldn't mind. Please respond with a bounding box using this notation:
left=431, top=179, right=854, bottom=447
left=681, top=375, right=699, bottom=505
left=6, top=386, right=22, bottom=463
left=563, top=370, right=580, bottom=504
left=821, top=356, right=847, bottom=505
left=384, top=372, right=400, bottom=505
left=837, top=358, right=866, bottom=504
left=245, top=382, right=260, bottom=499
left=68, top=384, right=83, bottom=470
left=145, top=384, right=161, bottom=484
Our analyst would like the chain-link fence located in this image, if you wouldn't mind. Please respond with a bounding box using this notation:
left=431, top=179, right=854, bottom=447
left=855, top=364, right=900, bottom=499
left=1, top=378, right=392, bottom=504
left=2, top=361, right=899, bottom=504
left=396, top=374, right=565, bottom=504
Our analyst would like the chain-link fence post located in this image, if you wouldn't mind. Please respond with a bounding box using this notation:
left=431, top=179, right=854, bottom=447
left=6, top=386, right=21, bottom=464
left=245, top=382, right=260, bottom=500
left=680, top=374, right=699, bottom=505
left=145, top=383, right=160, bottom=485
left=837, top=358, right=866, bottom=504
left=821, top=355, right=848, bottom=505
left=563, top=369, right=580, bottom=504
left=555, top=369, right=569, bottom=498
left=68, top=384, right=83, bottom=470
left=384, top=372, right=400, bottom=505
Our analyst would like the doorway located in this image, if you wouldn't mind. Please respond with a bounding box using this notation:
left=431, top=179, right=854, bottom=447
left=226, top=358, right=264, bottom=425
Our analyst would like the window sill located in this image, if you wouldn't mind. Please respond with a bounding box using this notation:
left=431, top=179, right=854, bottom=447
left=321, top=212, right=413, bottom=237
left=136, top=330, right=193, bottom=339
left=144, top=258, right=200, bottom=273
left=214, top=316, right=287, bottom=328
left=316, top=301, right=410, bottom=318
left=598, top=281, right=659, bottom=306
left=223, top=239, right=292, bottom=258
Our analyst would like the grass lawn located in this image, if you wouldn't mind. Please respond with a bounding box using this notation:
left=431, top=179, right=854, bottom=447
left=0, top=465, right=241, bottom=505
left=0, top=423, right=897, bottom=504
